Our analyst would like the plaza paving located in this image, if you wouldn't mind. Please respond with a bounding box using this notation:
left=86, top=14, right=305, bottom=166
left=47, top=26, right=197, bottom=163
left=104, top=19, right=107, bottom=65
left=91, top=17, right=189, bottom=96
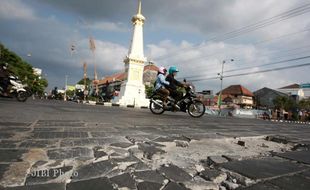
left=0, top=98, right=310, bottom=190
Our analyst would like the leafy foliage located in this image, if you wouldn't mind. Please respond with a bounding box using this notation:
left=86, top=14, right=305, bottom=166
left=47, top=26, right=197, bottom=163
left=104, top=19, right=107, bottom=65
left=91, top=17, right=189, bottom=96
left=273, top=96, right=296, bottom=111
left=145, top=85, right=154, bottom=98
left=299, top=98, right=310, bottom=111
left=0, top=43, right=48, bottom=95
left=77, top=77, right=91, bottom=86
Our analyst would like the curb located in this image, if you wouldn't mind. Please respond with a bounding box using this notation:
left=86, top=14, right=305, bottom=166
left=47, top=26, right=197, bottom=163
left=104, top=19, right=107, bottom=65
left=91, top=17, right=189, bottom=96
left=93, top=102, right=149, bottom=109
left=270, top=119, right=310, bottom=125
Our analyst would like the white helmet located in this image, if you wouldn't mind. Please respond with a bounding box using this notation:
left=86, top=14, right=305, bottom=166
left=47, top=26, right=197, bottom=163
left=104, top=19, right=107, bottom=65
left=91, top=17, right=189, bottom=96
left=158, top=66, right=167, bottom=74
left=2, top=63, right=8, bottom=70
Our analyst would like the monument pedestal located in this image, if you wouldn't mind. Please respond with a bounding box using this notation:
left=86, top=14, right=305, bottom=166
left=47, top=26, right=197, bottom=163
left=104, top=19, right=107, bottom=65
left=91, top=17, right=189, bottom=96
left=113, top=81, right=149, bottom=107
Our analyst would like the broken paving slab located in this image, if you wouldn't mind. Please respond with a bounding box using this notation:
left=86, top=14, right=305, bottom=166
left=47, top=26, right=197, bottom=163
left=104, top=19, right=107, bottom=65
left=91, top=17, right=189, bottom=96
left=1, top=183, right=65, bottom=190
left=111, top=154, right=140, bottom=163
left=71, top=160, right=116, bottom=181
left=0, top=122, right=31, bottom=127
left=201, top=156, right=228, bottom=167
left=0, top=133, right=15, bottom=139
left=19, top=140, right=58, bottom=148
left=200, top=169, right=227, bottom=184
left=129, top=161, right=150, bottom=171
left=92, top=147, right=108, bottom=160
left=221, top=157, right=308, bottom=180
left=138, top=143, right=165, bottom=159
left=32, top=132, right=88, bottom=139
left=110, top=142, right=134, bottom=148
left=153, top=136, right=191, bottom=143
left=67, top=177, right=114, bottom=190
left=0, top=140, right=19, bottom=148
left=183, top=176, right=219, bottom=190
left=158, top=164, right=192, bottom=183
left=137, top=181, right=163, bottom=190
left=300, top=170, right=310, bottom=178
left=237, top=183, right=281, bottom=190
left=133, top=170, right=166, bottom=184
left=0, top=149, right=27, bottom=162
left=25, top=166, right=73, bottom=185
left=35, top=120, right=84, bottom=127
left=275, top=150, right=310, bottom=164
left=0, top=164, right=10, bottom=180
left=109, top=173, right=136, bottom=189
left=163, top=181, right=189, bottom=190
left=265, top=135, right=298, bottom=144
left=268, top=175, right=310, bottom=190
left=47, top=147, right=92, bottom=160
left=144, top=141, right=166, bottom=148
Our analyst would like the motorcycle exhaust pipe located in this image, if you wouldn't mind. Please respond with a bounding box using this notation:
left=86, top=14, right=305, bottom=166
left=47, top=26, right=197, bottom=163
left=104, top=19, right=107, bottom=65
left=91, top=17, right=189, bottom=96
left=151, top=99, right=163, bottom=108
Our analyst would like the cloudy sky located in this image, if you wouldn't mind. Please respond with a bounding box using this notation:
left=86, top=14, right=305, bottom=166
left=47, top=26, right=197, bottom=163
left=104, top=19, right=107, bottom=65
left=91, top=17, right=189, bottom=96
left=1, top=0, right=310, bottom=92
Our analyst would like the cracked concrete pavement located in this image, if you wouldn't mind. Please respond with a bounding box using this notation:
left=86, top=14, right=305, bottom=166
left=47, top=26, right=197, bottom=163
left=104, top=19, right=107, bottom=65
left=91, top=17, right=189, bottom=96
left=0, top=99, right=310, bottom=190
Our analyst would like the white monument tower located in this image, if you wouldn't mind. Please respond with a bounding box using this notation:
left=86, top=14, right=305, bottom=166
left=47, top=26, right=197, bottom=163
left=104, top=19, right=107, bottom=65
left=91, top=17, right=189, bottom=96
left=113, top=0, right=149, bottom=107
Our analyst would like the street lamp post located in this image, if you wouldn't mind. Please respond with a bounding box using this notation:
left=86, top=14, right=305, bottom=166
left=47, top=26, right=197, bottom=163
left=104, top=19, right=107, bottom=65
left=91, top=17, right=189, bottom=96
left=64, top=75, right=68, bottom=101
left=218, top=59, right=234, bottom=115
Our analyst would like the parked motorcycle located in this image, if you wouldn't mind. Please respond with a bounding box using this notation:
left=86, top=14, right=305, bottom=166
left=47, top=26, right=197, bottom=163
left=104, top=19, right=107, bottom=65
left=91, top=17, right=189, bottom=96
left=149, top=80, right=206, bottom=118
left=0, top=75, right=29, bottom=102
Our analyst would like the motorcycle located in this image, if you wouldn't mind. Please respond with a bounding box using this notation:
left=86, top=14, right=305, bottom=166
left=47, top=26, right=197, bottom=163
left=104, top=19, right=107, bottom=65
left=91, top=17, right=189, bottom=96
left=0, top=75, right=29, bottom=102
left=149, top=80, right=206, bottom=118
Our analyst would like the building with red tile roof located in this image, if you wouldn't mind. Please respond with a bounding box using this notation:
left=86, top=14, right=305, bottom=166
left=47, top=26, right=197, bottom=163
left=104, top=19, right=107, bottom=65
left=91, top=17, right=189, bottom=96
left=216, top=85, right=254, bottom=108
left=96, top=64, right=159, bottom=95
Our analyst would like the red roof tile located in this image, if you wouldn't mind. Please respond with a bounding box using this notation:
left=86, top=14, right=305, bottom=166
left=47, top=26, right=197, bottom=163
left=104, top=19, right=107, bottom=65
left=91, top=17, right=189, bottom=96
left=98, top=72, right=126, bottom=85
left=279, top=83, right=300, bottom=89
left=98, top=65, right=158, bottom=85
left=219, top=85, right=254, bottom=97
left=144, top=64, right=158, bottom=72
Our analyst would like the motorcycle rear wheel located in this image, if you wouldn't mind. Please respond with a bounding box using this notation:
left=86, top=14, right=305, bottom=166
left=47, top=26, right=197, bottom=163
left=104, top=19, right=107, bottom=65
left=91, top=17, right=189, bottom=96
left=149, top=98, right=165, bottom=115
left=17, top=91, right=28, bottom=102
left=188, top=100, right=205, bottom=118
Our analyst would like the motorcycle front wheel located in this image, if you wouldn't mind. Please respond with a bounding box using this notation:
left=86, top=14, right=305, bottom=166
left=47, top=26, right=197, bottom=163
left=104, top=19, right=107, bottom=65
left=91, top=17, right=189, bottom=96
left=149, top=98, right=165, bottom=115
left=17, top=91, right=28, bottom=102
left=188, top=100, right=206, bottom=118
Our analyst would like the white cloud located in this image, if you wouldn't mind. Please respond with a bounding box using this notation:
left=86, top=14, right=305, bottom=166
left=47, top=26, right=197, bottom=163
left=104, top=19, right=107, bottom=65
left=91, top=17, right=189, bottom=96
left=0, top=0, right=37, bottom=21
left=87, top=21, right=128, bottom=32
left=72, top=38, right=128, bottom=78
left=146, top=40, right=310, bottom=92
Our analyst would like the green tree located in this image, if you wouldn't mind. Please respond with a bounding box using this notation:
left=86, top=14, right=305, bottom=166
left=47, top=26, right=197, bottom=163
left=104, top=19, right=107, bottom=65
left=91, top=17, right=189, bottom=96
left=273, top=96, right=296, bottom=111
left=145, top=85, right=154, bottom=98
left=299, top=98, right=310, bottom=111
left=77, top=78, right=91, bottom=87
left=0, top=43, right=48, bottom=94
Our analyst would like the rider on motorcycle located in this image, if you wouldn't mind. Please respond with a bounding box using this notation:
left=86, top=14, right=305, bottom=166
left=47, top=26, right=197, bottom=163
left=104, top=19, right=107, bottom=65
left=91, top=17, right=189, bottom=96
left=155, top=67, right=170, bottom=108
left=0, top=63, right=10, bottom=96
left=166, top=66, right=187, bottom=104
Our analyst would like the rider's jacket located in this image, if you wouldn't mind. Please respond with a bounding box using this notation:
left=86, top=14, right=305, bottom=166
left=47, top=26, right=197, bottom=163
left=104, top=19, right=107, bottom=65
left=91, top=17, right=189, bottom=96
left=166, top=74, right=183, bottom=91
left=155, top=73, right=170, bottom=90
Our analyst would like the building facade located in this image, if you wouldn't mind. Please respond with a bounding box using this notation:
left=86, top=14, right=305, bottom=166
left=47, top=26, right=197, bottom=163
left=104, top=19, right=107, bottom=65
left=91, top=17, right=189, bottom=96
left=217, top=85, right=254, bottom=108
left=278, top=83, right=310, bottom=100
left=254, top=87, right=288, bottom=109
left=97, top=64, right=158, bottom=100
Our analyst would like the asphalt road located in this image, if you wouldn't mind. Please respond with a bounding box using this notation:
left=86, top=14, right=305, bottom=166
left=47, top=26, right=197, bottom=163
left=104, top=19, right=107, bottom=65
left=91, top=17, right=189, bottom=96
left=0, top=98, right=310, bottom=190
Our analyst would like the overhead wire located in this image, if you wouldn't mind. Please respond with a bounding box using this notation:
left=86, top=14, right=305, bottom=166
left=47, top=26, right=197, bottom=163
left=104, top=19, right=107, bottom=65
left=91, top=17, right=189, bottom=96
left=190, top=62, right=310, bottom=82
left=154, top=3, right=310, bottom=61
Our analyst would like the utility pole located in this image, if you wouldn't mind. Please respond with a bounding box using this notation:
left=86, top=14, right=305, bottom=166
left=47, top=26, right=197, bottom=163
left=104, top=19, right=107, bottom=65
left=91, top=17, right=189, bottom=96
left=64, top=75, right=68, bottom=101
left=218, top=59, right=234, bottom=115
left=83, top=62, right=87, bottom=101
